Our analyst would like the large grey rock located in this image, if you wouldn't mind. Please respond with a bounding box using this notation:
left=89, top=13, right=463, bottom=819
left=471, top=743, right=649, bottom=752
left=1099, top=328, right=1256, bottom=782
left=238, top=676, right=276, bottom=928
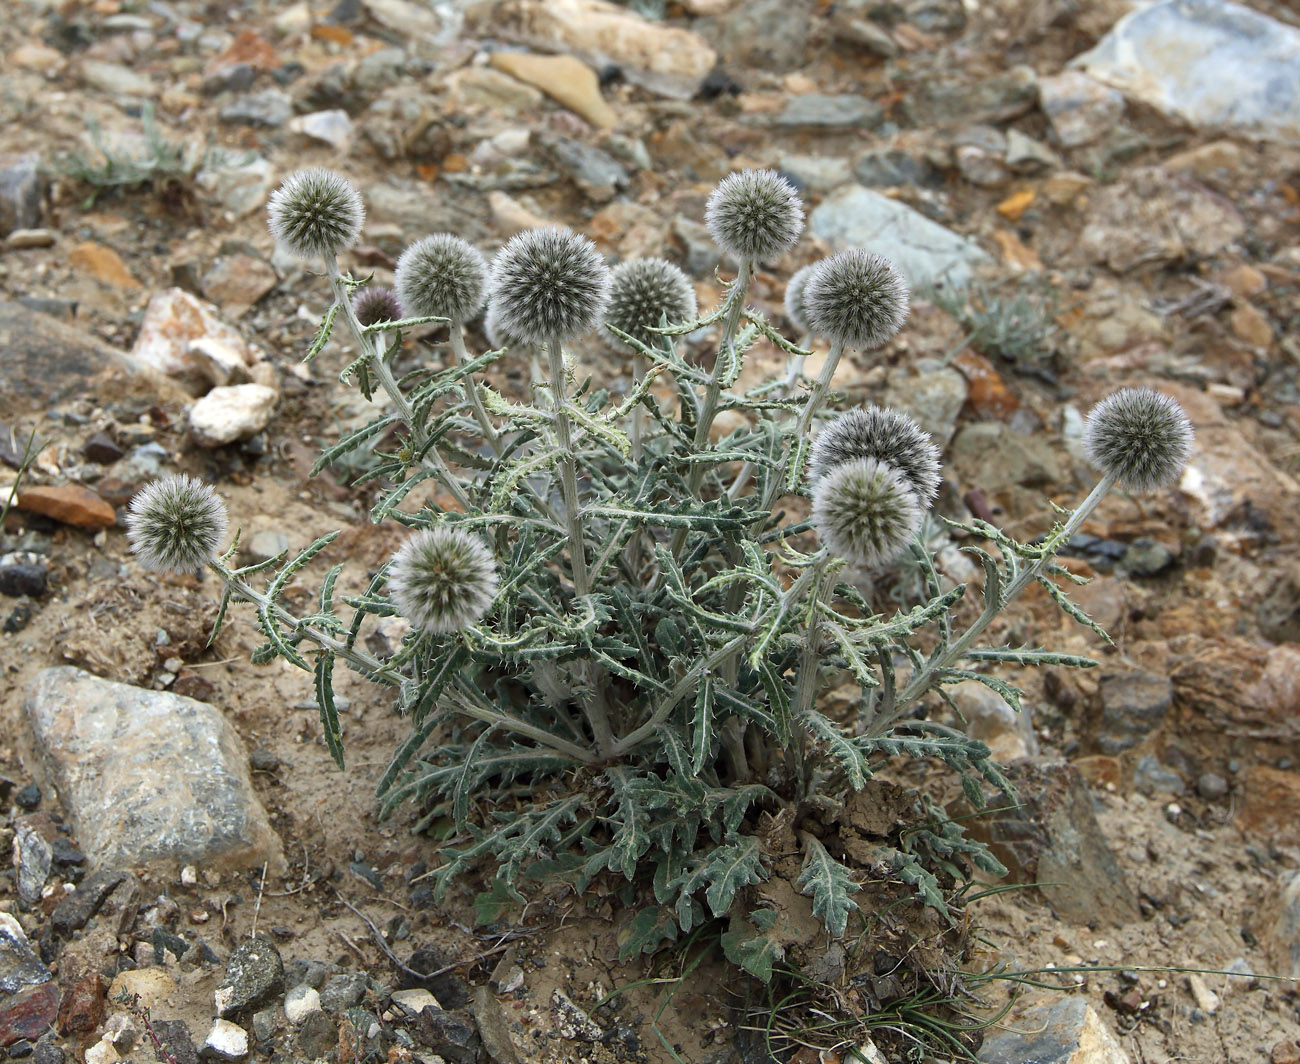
left=695, top=0, right=810, bottom=72
left=24, top=667, right=283, bottom=873
left=909, top=65, right=1038, bottom=126
left=980, top=997, right=1131, bottom=1063
left=1038, top=71, right=1124, bottom=147
left=0, top=156, right=40, bottom=237
left=196, top=156, right=275, bottom=218
left=219, top=89, right=292, bottom=129
left=761, top=94, right=883, bottom=131
left=949, top=422, right=1061, bottom=490
left=970, top=758, right=1140, bottom=927
left=1073, top=0, right=1300, bottom=145
left=216, top=936, right=285, bottom=1018
left=1096, top=670, right=1172, bottom=755
left=809, top=185, right=990, bottom=294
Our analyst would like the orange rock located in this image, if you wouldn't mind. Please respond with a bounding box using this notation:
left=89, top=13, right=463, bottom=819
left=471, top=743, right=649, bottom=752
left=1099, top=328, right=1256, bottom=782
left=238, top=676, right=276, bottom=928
left=996, top=187, right=1035, bottom=221
left=1072, top=755, right=1122, bottom=790
left=1238, top=765, right=1300, bottom=840
left=990, top=229, right=1042, bottom=272
left=68, top=242, right=140, bottom=289
left=207, top=29, right=276, bottom=75
left=309, top=23, right=353, bottom=45
left=16, top=484, right=116, bottom=529
left=953, top=349, right=1020, bottom=421
left=490, top=52, right=616, bottom=130
left=1218, top=263, right=1267, bottom=299
left=1230, top=302, right=1273, bottom=347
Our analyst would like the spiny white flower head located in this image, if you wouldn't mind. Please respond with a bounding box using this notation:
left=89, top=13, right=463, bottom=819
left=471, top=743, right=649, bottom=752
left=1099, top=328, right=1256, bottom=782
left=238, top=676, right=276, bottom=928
left=126, top=475, right=228, bottom=573
left=803, top=249, right=909, bottom=350
left=784, top=263, right=818, bottom=334
left=486, top=227, right=611, bottom=345
left=395, top=234, right=488, bottom=322
left=812, top=457, right=925, bottom=569
left=352, top=286, right=402, bottom=327
left=705, top=169, right=804, bottom=262
left=266, top=168, right=364, bottom=261
left=387, top=527, right=499, bottom=635
left=604, top=257, right=698, bottom=352
left=808, top=406, right=942, bottom=503
left=483, top=306, right=520, bottom=350
left=1082, top=387, right=1193, bottom=492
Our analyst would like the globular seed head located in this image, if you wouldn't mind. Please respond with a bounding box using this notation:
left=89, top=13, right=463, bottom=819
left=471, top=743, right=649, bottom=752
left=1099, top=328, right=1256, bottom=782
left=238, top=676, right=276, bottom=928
left=812, top=457, right=925, bottom=569
left=125, top=474, right=228, bottom=573
left=705, top=169, right=804, bottom=262
left=1082, top=387, right=1193, bottom=493
left=604, top=257, right=698, bottom=352
left=486, top=227, right=611, bottom=345
left=266, top=168, right=364, bottom=261
left=387, top=527, right=500, bottom=635
left=803, top=249, right=908, bottom=350
left=809, top=406, right=942, bottom=503
left=352, top=286, right=402, bottom=327
left=395, top=234, right=488, bottom=323
left=784, top=263, right=818, bottom=334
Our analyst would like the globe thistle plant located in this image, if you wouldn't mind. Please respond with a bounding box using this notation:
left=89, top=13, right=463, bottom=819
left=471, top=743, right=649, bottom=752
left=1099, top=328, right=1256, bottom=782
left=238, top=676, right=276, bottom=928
left=267, top=168, right=364, bottom=262
left=812, top=457, right=926, bottom=568
left=125, top=474, right=228, bottom=573
left=705, top=169, right=804, bottom=262
left=396, top=234, right=488, bottom=323
left=809, top=406, right=942, bottom=503
left=784, top=263, right=818, bottom=335
left=1082, top=387, right=1194, bottom=493
left=604, top=258, right=698, bottom=352
left=352, top=286, right=402, bottom=328
left=486, top=227, right=611, bottom=345
left=803, top=249, right=909, bottom=351
left=387, top=527, right=499, bottom=635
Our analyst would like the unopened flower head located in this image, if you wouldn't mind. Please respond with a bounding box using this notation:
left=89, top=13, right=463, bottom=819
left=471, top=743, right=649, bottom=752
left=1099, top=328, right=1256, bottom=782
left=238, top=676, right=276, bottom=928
left=1082, top=387, right=1193, bottom=492
left=812, top=457, right=925, bottom=569
left=487, top=227, right=611, bottom=345
left=809, top=406, right=942, bottom=503
left=803, top=249, right=908, bottom=350
left=395, top=234, right=487, bottom=323
left=352, top=286, right=402, bottom=327
left=126, top=475, right=228, bottom=573
left=784, top=263, right=818, bottom=334
left=705, top=169, right=804, bottom=262
left=267, top=168, right=364, bottom=262
left=387, top=527, right=499, bottom=635
left=604, top=258, right=698, bottom=352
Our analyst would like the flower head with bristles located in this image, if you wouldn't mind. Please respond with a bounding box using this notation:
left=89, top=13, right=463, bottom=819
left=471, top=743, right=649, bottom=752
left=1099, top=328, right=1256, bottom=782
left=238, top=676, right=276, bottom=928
left=352, top=286, right=402, bottom=328
left=784, top=263, right=818, bottom=334
left=487, top=227, right=611, bottom=345
left=705, top=169, right=804, bottom=262
left=803, top=249, right=908, bottom=350
left=126, top=475, right=228, bottom=573
left=812, top=457, right=925, bottom=569
left=267, top=168, right=364, bottom=262
left=604, top=258, right=698, bottom=352
left=1083, top=387, right=1193, bottom=493
left=809, top=406, right=942, bottom=503
left=396, top=234, right=488, bottom=323
left=483, top=306, right=519, bottom=350
left=387, top=527, right=499, bottom=635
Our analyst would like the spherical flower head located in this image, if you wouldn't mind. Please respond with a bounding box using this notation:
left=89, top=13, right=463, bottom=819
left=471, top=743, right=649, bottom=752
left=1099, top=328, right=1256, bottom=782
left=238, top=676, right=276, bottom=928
left=395, top=234, right=488, bottom=323
left=809, top=406, right=942, bottom=503
left=387, top=527, right=499, bottom=635
left=604, top=257, right=698, bottom=352
left=266, top=168, right=364, bottom=261
left=784, top=263, right=817, bottom=334
left=1082, top=387, right=1193, bottom=493
left=487, top=227, right=611, bottom=345
left=705, top=169, right=804, bottom=262
left=812, top=457, right=925, bottom=569
left=482, top=306, right=518, bottom=350
left=803, top=249, right=909, bottom=350
left=125, top=475, right=228, bottom=573
left=352, top=286, right=402, bottom=327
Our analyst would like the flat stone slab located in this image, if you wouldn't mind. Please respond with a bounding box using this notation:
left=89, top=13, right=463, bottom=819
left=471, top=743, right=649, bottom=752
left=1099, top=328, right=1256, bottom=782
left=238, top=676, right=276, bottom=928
left=808, top=184, right=990, bottom=295
left=24, top=667, right=283, bottom=874
left=980, top=997, right=1131, bottom=1063
left=1073, top=0, right=1300, bottom=144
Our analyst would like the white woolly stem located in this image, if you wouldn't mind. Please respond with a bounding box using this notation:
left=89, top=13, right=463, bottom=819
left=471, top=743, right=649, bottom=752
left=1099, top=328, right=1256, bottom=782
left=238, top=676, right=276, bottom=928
left=448, top=320, right=501, bottom=455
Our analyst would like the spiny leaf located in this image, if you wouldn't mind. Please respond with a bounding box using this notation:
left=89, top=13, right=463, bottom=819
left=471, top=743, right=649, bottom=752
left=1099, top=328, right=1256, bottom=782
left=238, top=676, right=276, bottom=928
left=314, top=650, right=345, bottom=770
left=796, top=836, right=860, bottom=936
left=720, top=909, right=785, bottom=983
left=703, top=834, right=766, bottom=916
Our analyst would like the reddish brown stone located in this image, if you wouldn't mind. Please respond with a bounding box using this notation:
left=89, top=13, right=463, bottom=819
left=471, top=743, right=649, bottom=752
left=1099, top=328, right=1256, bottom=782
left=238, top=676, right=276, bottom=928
left=1273, top=1041, right=1300, bottom=1064
left=953, top=349, right=1020, bottom=421
left=205, top=29, right=276, bottom=77
left=57, top=972, right=105, bottom=1035
left=15, top=484, right=116, bottom=529
left=0, top=982, right=59, bottom=1046
left=1238, top=765, right=1300, bottom=841
left=171, top=669, right=214, bottom=702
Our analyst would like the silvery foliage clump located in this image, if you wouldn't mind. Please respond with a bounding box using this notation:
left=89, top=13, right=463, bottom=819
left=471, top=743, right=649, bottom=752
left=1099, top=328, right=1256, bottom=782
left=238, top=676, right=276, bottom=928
left=129, top=168, right=1193, bottom=981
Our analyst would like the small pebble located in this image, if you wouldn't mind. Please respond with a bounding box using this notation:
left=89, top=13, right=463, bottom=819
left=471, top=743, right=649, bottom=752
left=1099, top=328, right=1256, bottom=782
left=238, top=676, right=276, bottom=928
left=14, top=784, right=41, bottom=811
left=1196, top=772, right=1229, bottom=800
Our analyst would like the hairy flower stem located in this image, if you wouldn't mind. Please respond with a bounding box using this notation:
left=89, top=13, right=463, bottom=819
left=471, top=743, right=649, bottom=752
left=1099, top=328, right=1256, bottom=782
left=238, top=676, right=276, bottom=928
left=759, top=339, right=845, bottom=514
left=789, top=553, right=832, bottom=792
left=447, top=320, right=501, bottom=455
left=325, top=254, right=473, bottom=513
left=872, top=470, right=1119, bottom=735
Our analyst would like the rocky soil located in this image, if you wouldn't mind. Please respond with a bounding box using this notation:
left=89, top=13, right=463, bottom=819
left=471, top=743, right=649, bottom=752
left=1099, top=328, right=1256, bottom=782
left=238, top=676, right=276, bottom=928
left=1, top=0, right=1299, bottom=1062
